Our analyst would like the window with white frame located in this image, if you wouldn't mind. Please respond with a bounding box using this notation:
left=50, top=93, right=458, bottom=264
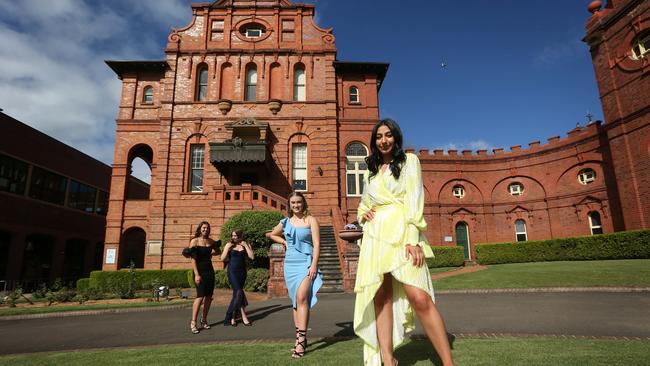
left=349, top=86, right=359, bottom=103
left=189, top=145, right=204, bottom=192
left=452, top=185, right=465, bottom=198
left=292, top=144, right=307, bottom=191
left=196, top=67, right=208, bottom=101
left=578, top=168, right=596, bottom=185
left=588, top=211, right=603, bottom=235
left=509, top=182, right=524, bottom=196
left=345, top=142, right=368, bottom=196
left=245, top=65, right=257, bottom=101
left=243, top=26, right=264, bottom=38
left=631, top=31, right=650, bottom=60
left=143, top=86, right=153, bottom=104
left=294, top=66, right=306, bottom=101
left=515, top=219, right=527, bottom=242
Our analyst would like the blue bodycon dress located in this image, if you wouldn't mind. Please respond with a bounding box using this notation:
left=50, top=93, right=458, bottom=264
left=281, top=218, right=323, bottom=309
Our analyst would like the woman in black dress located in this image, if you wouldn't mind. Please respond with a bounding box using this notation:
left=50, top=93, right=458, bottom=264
left=221, top=229, right=254, bottom=326
left=189, top=221, right=218, bottom=334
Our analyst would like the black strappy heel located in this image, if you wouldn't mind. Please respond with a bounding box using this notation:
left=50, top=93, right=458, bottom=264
left=292, top=329, right=307, bottom=358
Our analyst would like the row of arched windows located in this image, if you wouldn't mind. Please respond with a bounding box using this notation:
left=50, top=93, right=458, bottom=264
left=195, top=62, right=307, bottom=102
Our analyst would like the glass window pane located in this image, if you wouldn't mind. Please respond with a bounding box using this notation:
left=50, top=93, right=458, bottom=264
left=0, top=153, right=28, bottom=195
left=346, top=174, right=356, bottom=195
left=95, top=190, right=109, bottom=215
left=358, top=175, right=364, bottom=194
left=515, top=220, right=526, bottom=232
left=29, top=166, right=67, bottom=205
left=359, top=162, right=368, bottom=170
left=191, top=170, right=203, bottom=192
left=589, top=212, right=601, bottom=226
left=592, top=227, right=603, bottom=235
left=516, top=234, right=527, bottom=242
left=345, top=143, right=367, bottom=157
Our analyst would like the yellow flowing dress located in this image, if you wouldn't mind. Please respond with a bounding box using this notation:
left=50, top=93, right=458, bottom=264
left=354, top=153, right=435, bottom=366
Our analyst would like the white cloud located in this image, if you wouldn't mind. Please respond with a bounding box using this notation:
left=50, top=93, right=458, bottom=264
left=0, top=0, right=189, bottom=166
left=534, top=37, right=583, bottom=66
left=434, top=139, right=494, bottom=154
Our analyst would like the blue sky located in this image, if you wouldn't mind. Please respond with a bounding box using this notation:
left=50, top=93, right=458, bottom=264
left=0, top=0, right=602, bottom=180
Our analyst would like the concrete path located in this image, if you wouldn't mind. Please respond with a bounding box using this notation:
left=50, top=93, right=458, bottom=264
left=0, top=291, right=648, bottom=355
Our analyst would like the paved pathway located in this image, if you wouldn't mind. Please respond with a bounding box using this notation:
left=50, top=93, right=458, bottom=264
left=0, top=291, right=648, bottom=355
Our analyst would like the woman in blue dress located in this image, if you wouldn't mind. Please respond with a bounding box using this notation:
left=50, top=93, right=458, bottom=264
left=221, top=229, right=254, bottom=326
left=269, top=191, right=323, bottom=359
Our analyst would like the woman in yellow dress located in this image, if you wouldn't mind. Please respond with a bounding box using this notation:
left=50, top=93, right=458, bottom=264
left=354, top=119, right=455, bottom=366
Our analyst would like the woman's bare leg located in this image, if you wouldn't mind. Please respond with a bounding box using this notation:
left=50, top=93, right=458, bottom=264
left=403, top=284, right=455, bottom=366
left=374, top=273, right=396, bottom=366
left=192, top=296, right=203, bottom=323
left=202, top=295, right=212, bottom=322
left=293, top=277, right=313, bottom=355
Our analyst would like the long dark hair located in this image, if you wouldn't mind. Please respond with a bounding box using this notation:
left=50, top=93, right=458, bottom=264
left=287, top=191, right=310, bottom=217
left=194, top=221, right=211, bottom=238
left=366, top=118, right=407, bottom=179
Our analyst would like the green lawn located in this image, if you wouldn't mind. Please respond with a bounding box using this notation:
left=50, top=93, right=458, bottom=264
left=0, top=337, right=647, bottom=366
left=434, top=259, right=650, bottom=290
left=0, top=300, right=191, bottom=317
left=428, top=266, right=458, bottom=275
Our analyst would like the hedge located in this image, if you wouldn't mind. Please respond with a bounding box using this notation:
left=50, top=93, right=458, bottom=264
left=89, top=269, right=191, bottom=291
left=76, top=278, right=91, bottom=291
left=220, top=210, right=285, bottom=268
left=475, top=229, right=650, bottom=265
left=426, top=246, right=465, bottom=268
left=188, top=268, right=268, bottom=292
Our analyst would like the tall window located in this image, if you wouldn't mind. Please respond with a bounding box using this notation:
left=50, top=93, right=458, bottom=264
left=588, top=211, right=603, bottom=235
left=0, top=153, right=29, bottom=195
left=631, top=31, right=650, bottom=60
left=292, top=144, right=307, bottom=191
left=515, top=219, right=527, bottom=242
left=143, top=86, right=153, bottom=103
left=294, top=65, right=306, bottom=101
left=349, top=86, right=359, bottom=103
left=29, top=166, right=67, bottom=205
left=189, top=145, right=204, bottom=192
left=68, top=180, right=97, bottom=213
left=196, top=66, right=208, bottom=101
left=245, top=65, right=257, bottom=101
left=345, top=142, right=367, bottom=196
left=95, top=190, right=109, bottom=216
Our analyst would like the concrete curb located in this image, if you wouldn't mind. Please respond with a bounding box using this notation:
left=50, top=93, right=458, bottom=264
left=0, top=303, right=192, bottom=321
left=436, top=287, right=650, bottom=294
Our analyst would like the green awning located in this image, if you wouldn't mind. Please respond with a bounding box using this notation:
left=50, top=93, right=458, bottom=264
left=210, top=140, right=268, bottom=164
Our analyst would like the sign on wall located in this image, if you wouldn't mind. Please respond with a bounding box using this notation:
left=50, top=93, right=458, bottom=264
left=105, top=248, right=116, bottom=264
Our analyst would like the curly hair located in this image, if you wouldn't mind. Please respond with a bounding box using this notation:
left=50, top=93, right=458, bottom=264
left=194, top=221, right=211, bottom=238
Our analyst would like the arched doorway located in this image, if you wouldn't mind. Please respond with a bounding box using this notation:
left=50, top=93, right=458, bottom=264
left=119, top=228, right=146, bottom=269
left=455, top=222, right=471, bottom=260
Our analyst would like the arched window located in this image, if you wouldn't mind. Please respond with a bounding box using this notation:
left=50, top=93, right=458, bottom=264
left=294, top=65, right=306, bottom=101
left=196, top=66, right=208, bottom=101
left=345, top=142, right=368, bottom=196
left=515, top=219, right=527, bottom=242
left=588, top=211, right=603, bottom=235
left=245, top=65, right=257, bottom=101
left=349, top=86, right=359, bottom=103
left=143, top=86, right=154, bottom=104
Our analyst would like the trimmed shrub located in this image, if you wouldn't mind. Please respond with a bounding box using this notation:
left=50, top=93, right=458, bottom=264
left=426, top=246, right=465, bottom=268
left=215, top=270, right=230, bottom=289
left=89, top=269, right=192, bottom=292
left=186, top=270, right=196, bottom=289
left=244, top=268, right=269, bottom=292
left=76, top=278, right=91, bottom=291
left=220, top=210, right=285, bottom=268
left=475, top=229, right=650, bottom=265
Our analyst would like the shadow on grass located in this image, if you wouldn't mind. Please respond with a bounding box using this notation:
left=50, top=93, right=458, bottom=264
left=308, top=321, right=356, bottom=352
left=394, top=333, right=456, bottom=366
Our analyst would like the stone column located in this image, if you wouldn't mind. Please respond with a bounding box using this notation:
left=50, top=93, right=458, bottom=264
left=267, top=243, right=287, bottom=298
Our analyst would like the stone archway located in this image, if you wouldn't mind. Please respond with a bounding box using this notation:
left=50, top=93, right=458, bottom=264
left=119, top=228, right=146, bottom=269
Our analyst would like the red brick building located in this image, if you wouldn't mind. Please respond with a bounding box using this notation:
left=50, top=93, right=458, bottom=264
left=104, top=0, right=649, bottom=280
left=0, top=112, right=112, bottom=290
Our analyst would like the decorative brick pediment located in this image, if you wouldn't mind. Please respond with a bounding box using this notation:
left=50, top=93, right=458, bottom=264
left=212, top=0, right=294, bottom=8
left=506, top=205, right=531, bottom=214
left=449, top=207, right=475, bottom=216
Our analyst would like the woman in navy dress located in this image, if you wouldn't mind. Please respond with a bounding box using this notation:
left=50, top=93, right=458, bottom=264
left=189, top=221, right=219, bottom=334
left=269, top=191, right=323, bottom=358
left=221, top=229, right=254, bottom=326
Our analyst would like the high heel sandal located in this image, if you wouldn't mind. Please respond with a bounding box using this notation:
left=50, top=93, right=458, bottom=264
left=190, top=321, right=200, bottom=334
left=292, top=329, right=307, bottom=358
left=200, top=317, right=211, bottom=330
left=291, top=327, right=298, bottom=353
